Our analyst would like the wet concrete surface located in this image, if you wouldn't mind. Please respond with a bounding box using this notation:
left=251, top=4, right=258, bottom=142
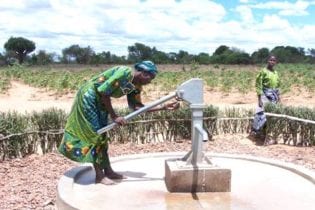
left=57, top=153, right=315, bottom=210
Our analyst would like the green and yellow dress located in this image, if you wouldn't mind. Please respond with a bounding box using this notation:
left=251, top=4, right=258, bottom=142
left=255, top=67, right=280, bottom=103
left=58, top=66, right=143, bottom=168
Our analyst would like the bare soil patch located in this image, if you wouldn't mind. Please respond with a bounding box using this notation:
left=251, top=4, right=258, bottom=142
left=0, top=81, right=314, bottom=113
left=0, top=81, right=74, bottom=113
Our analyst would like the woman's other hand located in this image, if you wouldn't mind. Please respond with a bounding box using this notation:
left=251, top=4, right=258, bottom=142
left=113, top=116, right=126, bottom=126
left=164, top=101, right=180, bottom=110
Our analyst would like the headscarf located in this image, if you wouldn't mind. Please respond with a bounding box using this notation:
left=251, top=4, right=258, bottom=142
left=134, top=60, right=158, bottom=76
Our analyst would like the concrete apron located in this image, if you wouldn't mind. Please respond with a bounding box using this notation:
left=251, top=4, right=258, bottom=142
left=57, top=152, right=315, bottom=210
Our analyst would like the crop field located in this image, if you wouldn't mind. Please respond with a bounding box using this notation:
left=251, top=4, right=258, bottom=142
left=0, top=63, right=315, bottom=95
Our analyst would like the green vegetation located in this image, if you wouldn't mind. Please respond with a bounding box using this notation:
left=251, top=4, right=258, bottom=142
left=0, top=64, right=98, bottom=93
left=265, top=104, right=315, bottom=146
left=1, top=105, right=314, bottom=160
left=2, top=63, right=314, bottom=95
left=0, top=108, right=66, bottom=160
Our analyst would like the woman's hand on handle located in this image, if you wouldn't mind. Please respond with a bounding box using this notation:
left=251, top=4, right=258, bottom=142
left=164, top=101, right=180, bottom=110
left=113, top=116, right=126, bottom=126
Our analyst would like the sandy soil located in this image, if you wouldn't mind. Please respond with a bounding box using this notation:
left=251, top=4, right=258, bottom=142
left=0, top=81, right=314, bottom=113
left=0, top=81, right=74, bottom=113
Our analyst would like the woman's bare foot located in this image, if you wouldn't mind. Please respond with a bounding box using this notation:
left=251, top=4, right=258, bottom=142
left=265, top=139, right=277, bottom=145
left=104, top=167, right=126, bottom=179
left=94, top=163, right=115, bottom=185
left=96, top=177, right=116, bottom=185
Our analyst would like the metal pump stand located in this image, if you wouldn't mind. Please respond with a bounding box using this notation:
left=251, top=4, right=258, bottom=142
left=97, top=78, right=209, bottom=165
left=164, top=79, right=231, bottom=193
left=175, top=79, right=209, bottom=165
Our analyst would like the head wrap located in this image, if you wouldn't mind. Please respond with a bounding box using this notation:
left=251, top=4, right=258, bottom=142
left=134, top=60, right=158, bottom=76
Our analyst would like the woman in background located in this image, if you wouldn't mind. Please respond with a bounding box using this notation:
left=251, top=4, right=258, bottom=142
left=251, top=55, right=281, bottom=145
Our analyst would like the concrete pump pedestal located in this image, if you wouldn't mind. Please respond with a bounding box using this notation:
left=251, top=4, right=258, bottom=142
left=165, top=159, right=231, bottom=192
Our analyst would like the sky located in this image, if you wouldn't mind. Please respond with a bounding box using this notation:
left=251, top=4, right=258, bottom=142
left=0, top=0, right=315, bottom=56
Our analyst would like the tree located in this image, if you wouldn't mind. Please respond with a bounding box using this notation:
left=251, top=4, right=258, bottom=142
left=111, top=54, right=127, bottom=64
left=251, top=48, right=270, bottom=64
left=210, top=46, right=251, bottom=64
left=151, top=47, right=169, bottom=64
left=62, top=45, right=95, bottom=64
left=271, top=46, right=305, bottom=63
left=30, top=50, right=55, bottom=65
left=213, top=45, right=230, bottom=56
left=167, top=52, right=177, bottom=63
left=0, top=52, right=5, bottom=66
left=307, top=48, right=315, bottom=57
left=62, top=44, right=80, bottom=63
left=305, top=48, right=315, bottom=63
left=4, top=37, right=36, bottom=64
left=194, top=52, right=211, bottom=64
left=77, top=46, right=94, bottom=64
left=90, top=51, right=111, bottom=64
left=211, top=45, right=232, bottom=64
left=127, top=43, right=153, bottom=62
left=226, top=51, right=251, bottom=64
left=176, top=50, right=193, bottom=64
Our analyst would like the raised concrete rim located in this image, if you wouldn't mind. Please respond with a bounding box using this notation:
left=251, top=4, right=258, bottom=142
left=56, top=165, right=92, bottom=210
left=57, top=152, right=315, bottom=209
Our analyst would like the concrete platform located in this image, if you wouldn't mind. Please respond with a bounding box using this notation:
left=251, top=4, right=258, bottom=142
left=57, top=152, right=315, bottom=210
left=165, top=159, right=231, bottom=192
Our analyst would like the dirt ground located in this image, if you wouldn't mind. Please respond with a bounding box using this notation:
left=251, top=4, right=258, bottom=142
left=0, top=81, right=314, bottom=210
left=0, top=81, right=314, bottom=113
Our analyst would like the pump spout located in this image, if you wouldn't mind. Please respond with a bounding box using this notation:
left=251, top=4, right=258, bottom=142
left=195, top=124, right=208, bottom=142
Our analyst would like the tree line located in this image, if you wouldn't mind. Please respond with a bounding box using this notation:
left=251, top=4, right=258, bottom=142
left=1, top=36, right=315, bottom=66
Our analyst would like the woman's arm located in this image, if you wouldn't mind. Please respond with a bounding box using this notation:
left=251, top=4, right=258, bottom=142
left=144, top=101, right=180, bottom=112
left=100, top=94, right=126, bottom=125
left=255, top=70, right=264, bottom=107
